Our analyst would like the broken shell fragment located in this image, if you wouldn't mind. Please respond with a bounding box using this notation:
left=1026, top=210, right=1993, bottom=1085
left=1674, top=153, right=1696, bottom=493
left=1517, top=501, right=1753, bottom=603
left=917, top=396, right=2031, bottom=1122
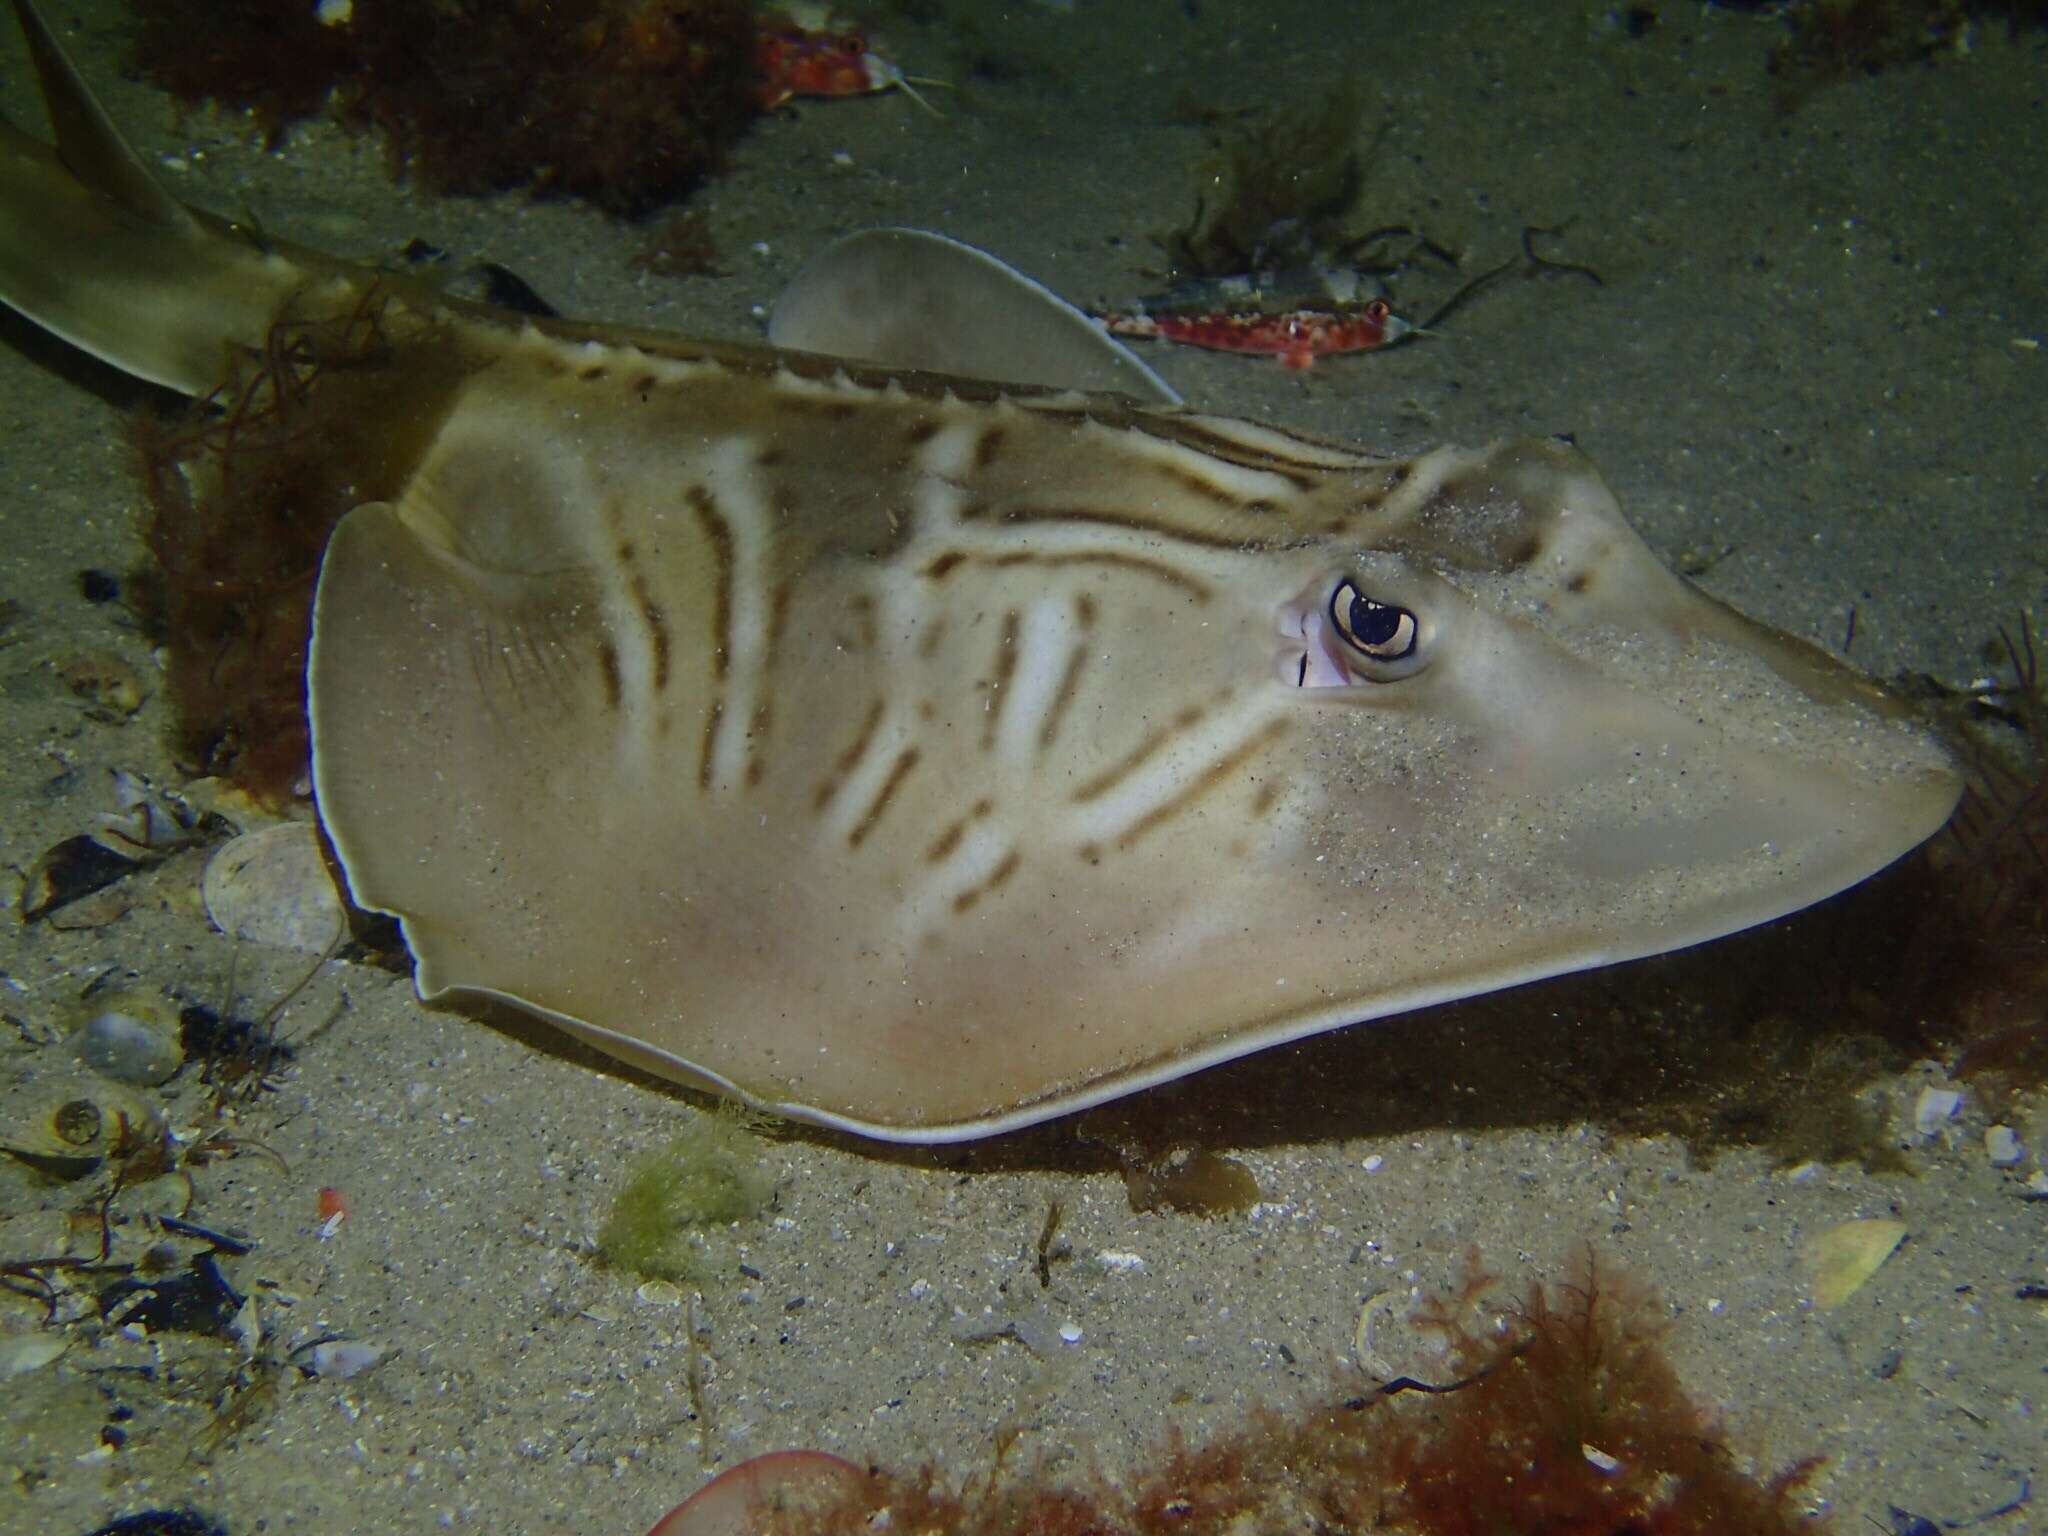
left=202, top=822, right=345, bottom=953
left=53, top=648, right=147, bottom=719
left=1985, top=1125, right=2024, bottom=1166
left=305, top=1339, right=386, bottom=1379
left=1801, top=1218, right=1907, bottom=1309
left=1913, top=1086, right=1963, bottom=1138
left=95, top=768, right=208, bottom=857
left=19, top=835, right=141, bottom=922
left=20, top=770, right=220, bottom=922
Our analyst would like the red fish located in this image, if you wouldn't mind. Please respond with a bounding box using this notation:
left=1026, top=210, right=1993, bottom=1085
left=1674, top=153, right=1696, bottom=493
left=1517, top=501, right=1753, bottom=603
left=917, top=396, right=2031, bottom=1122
left=754, top=6, right=939, bottom=112
left=1099, top=298, right=1409, bottom=371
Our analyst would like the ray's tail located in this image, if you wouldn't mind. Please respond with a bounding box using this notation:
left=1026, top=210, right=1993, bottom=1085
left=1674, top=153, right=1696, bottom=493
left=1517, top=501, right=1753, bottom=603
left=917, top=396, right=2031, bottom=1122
left=0, top=0, right=370, bottom=394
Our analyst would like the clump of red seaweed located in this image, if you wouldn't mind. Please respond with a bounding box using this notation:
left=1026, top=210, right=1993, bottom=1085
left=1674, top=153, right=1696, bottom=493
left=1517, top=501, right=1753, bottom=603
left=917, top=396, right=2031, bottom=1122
left=127, top=0, right=760, bottom=215
left=127, top=0, right=352, bottom=138
left=649, top=1250, right=1829, bottom=1536
left=127, top=287, right=460, bottom=804
left=1364, top=1251, right=1823, bottom=1534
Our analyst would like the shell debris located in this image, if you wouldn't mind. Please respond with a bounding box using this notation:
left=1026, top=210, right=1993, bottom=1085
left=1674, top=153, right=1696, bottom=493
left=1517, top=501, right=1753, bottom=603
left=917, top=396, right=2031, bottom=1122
left=0, top=1075, right=169, bottom=1180
left=1352, top=1289, right=1404, bottom=1380
left=1913, top=1085, right=1963, bottom=1138
left=202, top=822, right=345, bottom=953
left=1801, top=1218, right=1908, bottom=1310
left=305, top=1339, right=386, bottom=1379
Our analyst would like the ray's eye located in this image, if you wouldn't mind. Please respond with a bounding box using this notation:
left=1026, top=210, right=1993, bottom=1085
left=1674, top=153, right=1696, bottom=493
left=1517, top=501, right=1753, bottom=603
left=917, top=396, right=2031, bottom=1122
left=1329, top=582, right=1417, bottom=661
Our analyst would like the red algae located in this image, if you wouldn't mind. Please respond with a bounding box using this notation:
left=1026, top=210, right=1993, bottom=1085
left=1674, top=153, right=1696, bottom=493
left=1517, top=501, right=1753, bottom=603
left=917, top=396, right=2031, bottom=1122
left=1365, top=1250, right=1824, bottom=1535
left=337, top=0, right=759, bottom=214
left=129, top=291, right=463, bottom=805
left=128, top=0, right=760, bottom=214
left=652, top=1250, right=1829, bottom=1536
left=128, top=0, right=352, bottom=145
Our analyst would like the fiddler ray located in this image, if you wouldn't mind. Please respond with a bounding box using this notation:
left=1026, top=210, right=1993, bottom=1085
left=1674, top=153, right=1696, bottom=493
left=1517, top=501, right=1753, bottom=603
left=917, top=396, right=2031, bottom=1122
left=0, top=1, right=1958, bottom=1139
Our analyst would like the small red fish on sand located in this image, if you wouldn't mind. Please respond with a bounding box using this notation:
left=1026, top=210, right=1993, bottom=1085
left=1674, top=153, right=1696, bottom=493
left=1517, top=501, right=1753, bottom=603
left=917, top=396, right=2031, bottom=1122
left=754, top=5, right=942, bottom=112
left=1098, top=297, right=1410, bottom=371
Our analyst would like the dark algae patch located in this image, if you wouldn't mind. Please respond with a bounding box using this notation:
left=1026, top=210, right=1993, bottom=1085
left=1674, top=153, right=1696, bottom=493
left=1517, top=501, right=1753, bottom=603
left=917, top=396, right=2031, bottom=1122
left=1158, top=80, right=1372, bottom=281
left=127, top=0, right=761, bottom=214
left=1768, top=1, right=2048, bottom=112
left=1908, top=619, right=2048, bottom=1114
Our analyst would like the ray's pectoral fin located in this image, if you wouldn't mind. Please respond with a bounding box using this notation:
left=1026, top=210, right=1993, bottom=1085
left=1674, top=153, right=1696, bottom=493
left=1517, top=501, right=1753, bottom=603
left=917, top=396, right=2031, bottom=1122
left=309, top=494, right=621, bottom=979
left=316, top=489, right=616, bottom=703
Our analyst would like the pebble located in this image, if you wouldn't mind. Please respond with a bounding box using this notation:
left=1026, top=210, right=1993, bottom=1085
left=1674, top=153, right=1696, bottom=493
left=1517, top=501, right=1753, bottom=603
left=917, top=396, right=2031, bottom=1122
left=1913, top=1086, right=1963, bottom=1137
left=72, top=997, right=182, bottom=1085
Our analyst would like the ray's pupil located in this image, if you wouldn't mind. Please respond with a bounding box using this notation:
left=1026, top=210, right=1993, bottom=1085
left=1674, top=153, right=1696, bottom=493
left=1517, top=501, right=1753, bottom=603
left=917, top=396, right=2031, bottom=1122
left=1348, top=592, right=1402, bottom=647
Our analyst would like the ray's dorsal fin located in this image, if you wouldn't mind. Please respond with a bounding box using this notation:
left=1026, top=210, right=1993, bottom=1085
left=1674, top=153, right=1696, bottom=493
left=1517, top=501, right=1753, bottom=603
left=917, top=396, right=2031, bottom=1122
left=11, top=0, right=195, bottom=233
left=768, top=227, right=1182, bottom=405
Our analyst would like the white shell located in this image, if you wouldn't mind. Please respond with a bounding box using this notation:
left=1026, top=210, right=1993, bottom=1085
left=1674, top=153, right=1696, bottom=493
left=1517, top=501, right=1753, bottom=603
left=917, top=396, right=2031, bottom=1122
left=306, top=1340, right=385, bottom=1379
left=202, top=823, right=344, bottom=954
left=73, top=994, right=183, bottom=1085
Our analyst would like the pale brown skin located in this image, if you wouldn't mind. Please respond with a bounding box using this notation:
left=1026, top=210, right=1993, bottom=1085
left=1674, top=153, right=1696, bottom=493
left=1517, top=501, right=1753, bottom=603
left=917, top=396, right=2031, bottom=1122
left=2, top=1, right=1960, bottom=1140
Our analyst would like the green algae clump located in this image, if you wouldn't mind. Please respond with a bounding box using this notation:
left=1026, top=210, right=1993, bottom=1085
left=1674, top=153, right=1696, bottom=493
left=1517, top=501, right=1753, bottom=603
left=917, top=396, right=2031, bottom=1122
left=598, top=1116, right=772, bottom=1283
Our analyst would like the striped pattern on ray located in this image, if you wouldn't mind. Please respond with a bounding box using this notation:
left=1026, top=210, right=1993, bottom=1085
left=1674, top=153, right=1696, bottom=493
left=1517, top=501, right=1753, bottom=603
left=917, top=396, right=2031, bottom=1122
left=308, top=330, right=1959, bottom=1137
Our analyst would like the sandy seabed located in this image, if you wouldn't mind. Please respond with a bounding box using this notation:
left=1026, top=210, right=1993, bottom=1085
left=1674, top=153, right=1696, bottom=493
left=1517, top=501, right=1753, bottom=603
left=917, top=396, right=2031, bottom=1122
left=1, top=3, right=2042, bottom=1533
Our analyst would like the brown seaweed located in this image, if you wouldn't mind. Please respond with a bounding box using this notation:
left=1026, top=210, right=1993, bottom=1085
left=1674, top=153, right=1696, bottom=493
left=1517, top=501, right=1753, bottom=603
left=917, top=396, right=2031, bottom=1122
left=1159, top=80, right=1372, bottom=280
left=1907, top=619, right=2048, bottom=1108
